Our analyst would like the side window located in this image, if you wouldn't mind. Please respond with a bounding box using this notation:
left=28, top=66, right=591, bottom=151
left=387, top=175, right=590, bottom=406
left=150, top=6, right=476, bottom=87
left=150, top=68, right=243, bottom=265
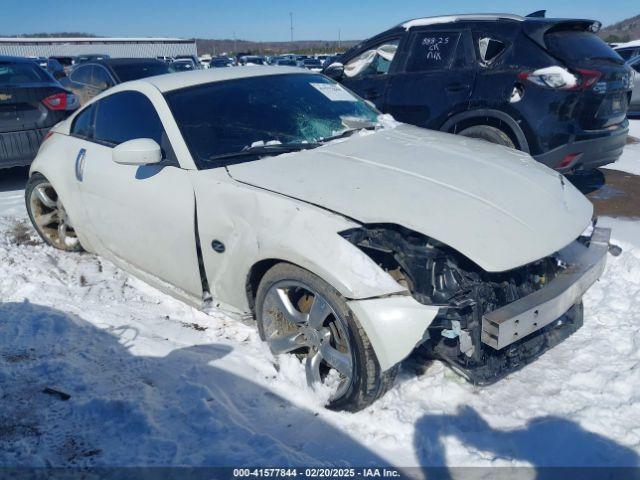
left=94, top=91, right=164, bottom=146
left=70, top=66, right=93, bottom=84
left=476, top=36, right=507, bottom=66
left=616, top=49, right=633, bottom=61
left=344, top=39, right=400, bottom=78
left=405, top=31, right=461, bottom=72
left=92, top=66, right=113, bottom=89
left=70, top=104, right=95, bottom=139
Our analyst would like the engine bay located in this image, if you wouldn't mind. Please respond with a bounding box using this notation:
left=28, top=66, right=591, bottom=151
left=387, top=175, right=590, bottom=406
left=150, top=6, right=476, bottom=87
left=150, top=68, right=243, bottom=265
left=340, top=224, right=587, bottom=384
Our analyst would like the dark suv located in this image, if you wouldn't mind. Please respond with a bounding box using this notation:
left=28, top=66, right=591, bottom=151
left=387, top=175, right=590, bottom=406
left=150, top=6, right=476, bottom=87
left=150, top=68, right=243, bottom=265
left=324, top=13, right=633, bottom=171
left=1, top=55, right=79, bottom=169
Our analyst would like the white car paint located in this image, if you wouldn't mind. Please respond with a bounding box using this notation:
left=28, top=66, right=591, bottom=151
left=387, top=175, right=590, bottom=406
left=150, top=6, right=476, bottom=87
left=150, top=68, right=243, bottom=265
left=30, top=67, right=592, bottom=372
left=228, top=124, right=593, bottom=272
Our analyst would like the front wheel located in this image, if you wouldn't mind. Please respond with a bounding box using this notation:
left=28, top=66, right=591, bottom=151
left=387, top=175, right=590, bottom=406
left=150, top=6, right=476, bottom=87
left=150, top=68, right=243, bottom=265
left=255, top=263, right=397, bottom=411
left=25, top=173, right=82, bottom=251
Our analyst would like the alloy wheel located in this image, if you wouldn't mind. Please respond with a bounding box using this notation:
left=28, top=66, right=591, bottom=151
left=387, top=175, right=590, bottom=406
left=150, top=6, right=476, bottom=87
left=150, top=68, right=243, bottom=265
left=261, top=280, right=354, bottom=400
left=29, top=182, right=80, bottom=251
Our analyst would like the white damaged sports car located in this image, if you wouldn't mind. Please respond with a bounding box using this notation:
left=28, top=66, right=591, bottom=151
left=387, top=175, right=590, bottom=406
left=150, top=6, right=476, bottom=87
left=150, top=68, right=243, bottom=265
left=26, top=67, right=611, bottom=411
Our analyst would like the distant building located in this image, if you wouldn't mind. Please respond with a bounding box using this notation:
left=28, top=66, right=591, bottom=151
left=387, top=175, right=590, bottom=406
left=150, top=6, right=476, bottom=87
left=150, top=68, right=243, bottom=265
left=0, top=37, right=197, bottom=58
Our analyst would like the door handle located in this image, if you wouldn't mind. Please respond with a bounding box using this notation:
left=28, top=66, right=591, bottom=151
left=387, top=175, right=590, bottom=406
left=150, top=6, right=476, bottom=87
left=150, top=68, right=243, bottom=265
left=446, top=83, right=469, bottom=93
left=75, top=148, right=86, bottom=181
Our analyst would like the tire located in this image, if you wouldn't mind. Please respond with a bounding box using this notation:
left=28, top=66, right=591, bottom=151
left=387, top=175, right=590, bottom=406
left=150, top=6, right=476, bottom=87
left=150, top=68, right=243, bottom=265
left=458, top=125, right=516, bottom=149
left=25, top=173, right=83, bottom=252
left=255, top=262, right=397, bottom=411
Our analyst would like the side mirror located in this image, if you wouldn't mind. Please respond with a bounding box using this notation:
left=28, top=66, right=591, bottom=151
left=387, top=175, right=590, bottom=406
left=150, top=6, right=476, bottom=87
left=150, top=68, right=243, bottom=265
left=324, top=62, right=344, bottom=80
left=112, top=138, right=162, bottom=166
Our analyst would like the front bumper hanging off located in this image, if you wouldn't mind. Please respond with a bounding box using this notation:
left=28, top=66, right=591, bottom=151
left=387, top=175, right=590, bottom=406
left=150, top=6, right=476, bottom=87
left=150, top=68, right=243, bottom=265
left=482, top=227, right=610, bottom=351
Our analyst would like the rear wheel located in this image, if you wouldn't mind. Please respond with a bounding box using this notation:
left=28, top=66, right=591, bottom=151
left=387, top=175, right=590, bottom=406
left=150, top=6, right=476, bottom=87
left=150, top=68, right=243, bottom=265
left=255, top=263, right=396, bottom=411
left=25, top=173, right=82, bottom=251
left=458, top=125, right=516, bottom=149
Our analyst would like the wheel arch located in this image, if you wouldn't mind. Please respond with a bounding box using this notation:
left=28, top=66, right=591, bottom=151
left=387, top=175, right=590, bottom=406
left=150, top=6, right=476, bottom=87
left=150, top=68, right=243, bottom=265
left=245, top=258, right=285, bottom=314
left=440, top=109, right=530, bottom=154
left=244, top=248, right=407, bottom=316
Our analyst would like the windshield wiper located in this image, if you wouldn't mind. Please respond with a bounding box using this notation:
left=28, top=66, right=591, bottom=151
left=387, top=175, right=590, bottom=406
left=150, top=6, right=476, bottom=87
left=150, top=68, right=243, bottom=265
left=206, top=143, right=320, bottom=162
left=318, top=125, right=377, bottom=144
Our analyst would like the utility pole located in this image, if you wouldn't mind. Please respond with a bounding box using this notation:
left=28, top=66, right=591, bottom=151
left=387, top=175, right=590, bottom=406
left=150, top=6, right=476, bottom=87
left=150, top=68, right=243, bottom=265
left=289, top=12, right=294, bottom=43
left=233, top=31, right=237, bottom=54
left=338, top=28, right=341, bottom=51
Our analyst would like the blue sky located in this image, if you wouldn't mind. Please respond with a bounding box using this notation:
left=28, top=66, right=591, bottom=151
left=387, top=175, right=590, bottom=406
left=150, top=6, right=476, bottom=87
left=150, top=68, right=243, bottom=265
left=3, top=0, right=637, bottom=41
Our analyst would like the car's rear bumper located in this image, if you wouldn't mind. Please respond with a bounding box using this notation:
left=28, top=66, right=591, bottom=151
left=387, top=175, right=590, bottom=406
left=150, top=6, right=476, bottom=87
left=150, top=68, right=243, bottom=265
left=0, top=127, right=50, bottom=169
left=482, top=227, right=610, bottom=350
left=534, top=124, right=628, bottom=172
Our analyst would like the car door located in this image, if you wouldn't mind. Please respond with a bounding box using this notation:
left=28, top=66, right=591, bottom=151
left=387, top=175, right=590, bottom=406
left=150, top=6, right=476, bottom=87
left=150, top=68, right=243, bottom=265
left=91, top=65, right=115, bottom=96
left=385, top=28, right=476, bottom=129
left=67, top=65, right=95, bottom=106
left=73, top=89, right=203, bottom=301
left=339, top=36, right=403, bottom=109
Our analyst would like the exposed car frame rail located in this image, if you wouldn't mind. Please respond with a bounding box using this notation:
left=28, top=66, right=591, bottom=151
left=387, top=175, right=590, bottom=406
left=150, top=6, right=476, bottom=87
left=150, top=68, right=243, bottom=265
left=482, top=227, right=610, bottom=350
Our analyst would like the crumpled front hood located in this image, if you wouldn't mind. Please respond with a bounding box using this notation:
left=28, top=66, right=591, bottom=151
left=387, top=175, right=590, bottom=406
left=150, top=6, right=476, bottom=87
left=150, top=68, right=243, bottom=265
left=227, top=124, right=593, bottom=272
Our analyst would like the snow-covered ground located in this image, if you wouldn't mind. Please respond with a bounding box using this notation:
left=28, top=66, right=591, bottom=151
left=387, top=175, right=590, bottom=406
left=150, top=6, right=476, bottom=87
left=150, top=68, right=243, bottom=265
left=1, top=130, right=640, bottom=472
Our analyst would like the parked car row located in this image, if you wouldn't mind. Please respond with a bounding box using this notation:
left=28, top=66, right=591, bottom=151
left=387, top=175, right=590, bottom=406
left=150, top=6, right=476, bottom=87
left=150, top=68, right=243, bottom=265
left=0, top=54, right=204, bottom=169
left=323, top=12, right=635, bottom=172
left=60, top=58, right=174, bottom=105
left=0, top=55, right=79, bottom=169
left=3, top=9, right=634, bottom=411
left=25, top=63, right=613, bottom=411
left=2, top=12, right=637, bottom=174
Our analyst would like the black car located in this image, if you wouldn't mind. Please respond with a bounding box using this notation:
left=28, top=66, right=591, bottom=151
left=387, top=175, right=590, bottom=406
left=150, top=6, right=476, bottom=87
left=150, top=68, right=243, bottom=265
left=239, top=56, right=265, bottom=66
left=325, top=13, right=633, bottom=171
left=615, top=44, right=640, bottom=61
left=0, top=55, right=79, bottom=169
left=74, top=54, right=110, bottom=64
left=210, top=57, right=233, bottom=68
left=298, top=58, right=323, bottom=70
left=170, top=59, right=197, bottom=72
left=61, top=58, right=172, bottom=105
left=49, top=56, right=75, bottom=73
left=45, top=58, right=66, bottom=80
left=275, top=59, right=297, bottom=67
left=174, top=55, right=202, bottom=68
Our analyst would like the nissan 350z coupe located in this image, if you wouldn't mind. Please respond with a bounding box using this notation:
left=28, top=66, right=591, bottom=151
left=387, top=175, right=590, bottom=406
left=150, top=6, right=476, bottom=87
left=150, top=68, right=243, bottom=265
left=26, top=67, right=611, bottom=411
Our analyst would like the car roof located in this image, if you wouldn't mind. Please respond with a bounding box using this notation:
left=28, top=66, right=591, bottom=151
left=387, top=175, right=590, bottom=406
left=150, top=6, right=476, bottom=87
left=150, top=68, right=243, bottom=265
left=91, top=57, right=166, bottom=66
left=399, top=13, right=525, bottom=29
left=141, top=66, right=312, bottom=93
left=615, top=40, right=640, bottom=50
left=0, top=55, right=40, bottom=63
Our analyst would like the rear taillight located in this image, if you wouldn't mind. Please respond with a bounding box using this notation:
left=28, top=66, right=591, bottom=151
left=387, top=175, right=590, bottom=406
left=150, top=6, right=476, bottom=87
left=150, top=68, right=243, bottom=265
left=556, top=153, right=579, bottom=170
left=574, top=68, right=602, bottom=90
left=519, top=66, right=602, bottom=92
left=42, top=92, right=79, bottom=111
left=42, top=93, right=67, bottom=110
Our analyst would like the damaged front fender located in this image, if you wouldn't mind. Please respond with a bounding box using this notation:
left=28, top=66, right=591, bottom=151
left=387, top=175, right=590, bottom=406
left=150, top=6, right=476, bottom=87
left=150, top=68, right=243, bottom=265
left=348, top=295, right=439, bottom=371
